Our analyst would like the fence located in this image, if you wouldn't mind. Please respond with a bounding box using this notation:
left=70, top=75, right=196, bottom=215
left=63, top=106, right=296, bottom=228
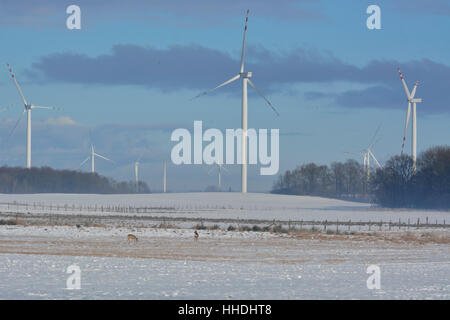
left=0, top=201, right=448, bottom=231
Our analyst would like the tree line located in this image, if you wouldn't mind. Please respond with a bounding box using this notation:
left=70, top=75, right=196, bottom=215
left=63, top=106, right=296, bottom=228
left=272, top=145, right=450, bottom=209
left=0, top=166, right=150, bottom=194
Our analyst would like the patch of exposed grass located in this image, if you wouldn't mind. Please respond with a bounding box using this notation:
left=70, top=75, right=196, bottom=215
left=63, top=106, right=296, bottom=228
left=0, top=219, right=17, bottom=225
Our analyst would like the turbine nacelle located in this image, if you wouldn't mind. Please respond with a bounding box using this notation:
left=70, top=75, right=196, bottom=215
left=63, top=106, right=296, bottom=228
left=240, top=72, right=252, bottom=79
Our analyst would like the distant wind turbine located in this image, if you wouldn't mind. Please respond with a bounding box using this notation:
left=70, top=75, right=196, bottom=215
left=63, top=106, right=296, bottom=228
left=345, top=125, right=383, bottom=179
left=191, top=10, right=279, bottom=193
left=7, top=64, right=61, bottom=168
left=79, top=145, right=114, bottom=173
left=208, top=162, right=228, bottom=190
left=397, top=68, right=422, bottom=171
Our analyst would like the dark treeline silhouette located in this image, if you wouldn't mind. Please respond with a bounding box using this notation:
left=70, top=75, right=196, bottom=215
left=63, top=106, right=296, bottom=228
left=272, top=145, right=450, bottom=209
left=372, top=146, right=450, bottom=209
left=0, top=166, right=150, bottom=194
left=271, top=159, right=367, bottom=200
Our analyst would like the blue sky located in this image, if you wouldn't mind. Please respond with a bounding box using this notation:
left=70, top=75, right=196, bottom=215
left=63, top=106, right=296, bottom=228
left=0, top=0, right=449, bottom=192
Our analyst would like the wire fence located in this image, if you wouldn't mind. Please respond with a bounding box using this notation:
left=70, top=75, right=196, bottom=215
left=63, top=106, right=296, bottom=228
left=0, top=201, right=448, bottom=231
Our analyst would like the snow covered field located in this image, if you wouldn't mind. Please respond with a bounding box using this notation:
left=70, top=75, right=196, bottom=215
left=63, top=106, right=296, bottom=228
left=0, top=193, right=449, bottom=299
left=1, top=252, right=449, bottom=299
left=0, top=224, right=449, bottom=299
left=1, top=193, right=448, bottom=223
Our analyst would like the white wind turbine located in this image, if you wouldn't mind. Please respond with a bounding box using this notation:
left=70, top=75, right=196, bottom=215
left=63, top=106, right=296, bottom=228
left=397, top=68, right=422, bottom=171
left=79, top=145, right=114, bottom=174
left=192, top=10, right=279, bottom=193
left=208, top=162, right=228, bottom=190
left=345, top=125, right=383, bottom=179
left=7, top=64, right=61, bottom=168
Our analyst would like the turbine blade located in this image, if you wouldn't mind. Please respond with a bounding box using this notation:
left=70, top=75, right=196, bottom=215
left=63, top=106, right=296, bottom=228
left=368, top=123, right=382, bottom=150
left=344, top=151, right=362, bottom=156
left=369, top=150, right=383, bottom=168
left=94, top=153, right=114, bottom=163
left=240, top=9, right=250, bottom=73
left=7, top=64, right=28, bottom=106
left=8, top=109, right=26, bottom=138
left=397, top=68, right=411, bottom=99
left=401, top=102, right=411, bottom=154
left=79, top=156, right=90, bottom=169
left=247, top=79, right=280, bottom=116
left=191, top=74, right=240, bottom=100
left=410, top=80, right=418, bottom=99
left=32, top=106, right=62, bottom=110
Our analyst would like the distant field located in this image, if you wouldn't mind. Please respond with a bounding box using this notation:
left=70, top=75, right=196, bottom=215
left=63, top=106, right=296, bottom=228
left=0, top=193, right=448, bottom=223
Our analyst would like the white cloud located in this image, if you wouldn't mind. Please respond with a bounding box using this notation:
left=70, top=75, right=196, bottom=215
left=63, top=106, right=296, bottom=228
left=43, top=116, right=78, bottom=126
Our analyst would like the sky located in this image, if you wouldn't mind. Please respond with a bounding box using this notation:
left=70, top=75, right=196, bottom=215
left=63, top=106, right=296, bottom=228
left=0, top=0, right=449, bottom=192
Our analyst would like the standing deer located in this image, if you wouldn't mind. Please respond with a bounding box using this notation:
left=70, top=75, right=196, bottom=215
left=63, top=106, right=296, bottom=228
left=127, top=234, right=138, bottom=243
left=194, top=230, right=199, bottom=241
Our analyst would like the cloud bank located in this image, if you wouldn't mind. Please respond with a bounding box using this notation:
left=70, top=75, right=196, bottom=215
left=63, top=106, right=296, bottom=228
left=26, top=45, right=450, bottom=114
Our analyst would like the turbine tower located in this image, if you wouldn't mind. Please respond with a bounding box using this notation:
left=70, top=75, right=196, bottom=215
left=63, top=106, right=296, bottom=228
left=192, top=10, right=279, bottom=193
left=163, top=160, right=167, bottom=193
left=134, top=155, right=142, bottom=193
left=398, top=68, right=422, bottom=171
left=7, top=64, right=60, bottom=168
left=79, top=145, right=114, bottom=173
left=135, top=160, right=140, bottom=193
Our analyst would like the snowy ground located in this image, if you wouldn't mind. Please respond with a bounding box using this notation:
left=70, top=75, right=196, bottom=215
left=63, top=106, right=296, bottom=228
left=0, top=193, right=449, bottom=299
left=0, top=224, right=449, bottom=299
left=1, top=252, right=449, bottom=300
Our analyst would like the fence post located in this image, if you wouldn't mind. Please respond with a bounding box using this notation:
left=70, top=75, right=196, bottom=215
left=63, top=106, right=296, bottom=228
left=336, top=219, right=339, bottom=233
left=398, top=218, right=401, bottom=230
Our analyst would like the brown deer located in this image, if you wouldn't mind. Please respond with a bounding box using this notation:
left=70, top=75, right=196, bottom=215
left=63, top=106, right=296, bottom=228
left=127, top=234, right=138, bottom=243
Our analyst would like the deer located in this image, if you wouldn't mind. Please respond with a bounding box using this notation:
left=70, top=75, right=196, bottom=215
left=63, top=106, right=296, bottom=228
left=127, top=234, right=138, bottom=243
left=194, top=230, right=199, bottom=241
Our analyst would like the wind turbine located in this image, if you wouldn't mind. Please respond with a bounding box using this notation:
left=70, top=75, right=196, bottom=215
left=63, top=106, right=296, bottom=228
left=397, top=68, right=422, bottom=171
left=208, top=162, right=228, bottom=190
left=345, top=125, right=383, bottom=179
left=7, top=64, right=61, bottom=168
left=79, top=145, right=114, bottom=173
left=192, top=10, right=279, bottom=193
